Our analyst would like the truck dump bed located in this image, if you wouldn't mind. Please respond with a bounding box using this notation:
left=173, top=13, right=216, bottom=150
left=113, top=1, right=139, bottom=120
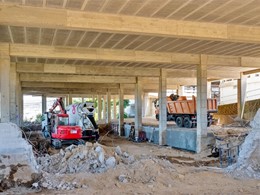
left=167, top=96, right=217, bottom=115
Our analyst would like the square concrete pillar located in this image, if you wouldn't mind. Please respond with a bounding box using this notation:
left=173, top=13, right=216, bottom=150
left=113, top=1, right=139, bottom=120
left=207, top=81, right=212, bottom=98
left=97, top=95, right=102, bottom=121
left=42, top=94, right=47, bottom=114
left=196, top=55, right=208, bottom=153
left=103, top=95, right=106, bottom=120
left=119, top=85, right=124, bottom=136
left=113, top=97, right=117, bottom=119
left=106, top=90, right=111, bottom=123
left=238, top=74, right=247, bottom=119
left=0, top=44, right=10, bottom=122
left=135, top=77, right=143, bottom=139
left=159, top=69, right=167, bottom=145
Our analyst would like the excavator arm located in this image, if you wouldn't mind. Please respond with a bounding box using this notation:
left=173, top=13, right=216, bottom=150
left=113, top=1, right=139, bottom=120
left=49, top=97, right=66, bottom=114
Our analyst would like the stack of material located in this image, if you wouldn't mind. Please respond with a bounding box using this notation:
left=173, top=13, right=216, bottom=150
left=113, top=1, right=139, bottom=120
left=227, top=109, right=260, bottom=179
left=0, top=123, right=40, bottom=191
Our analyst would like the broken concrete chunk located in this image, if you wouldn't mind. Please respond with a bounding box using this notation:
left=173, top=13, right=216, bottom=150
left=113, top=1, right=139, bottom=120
left=115, top=146, right=122, bottom=155
left=106, top=157, right=116, bottom=168
left=118, top=175, right=128, bottom=183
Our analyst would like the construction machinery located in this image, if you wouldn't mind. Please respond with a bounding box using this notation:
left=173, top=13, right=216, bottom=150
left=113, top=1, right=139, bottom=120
left=66, top=101, right=99, bottom=141
left=154, top=95, right=217, bottom=128
left=42, top=97, right=84, bottom=149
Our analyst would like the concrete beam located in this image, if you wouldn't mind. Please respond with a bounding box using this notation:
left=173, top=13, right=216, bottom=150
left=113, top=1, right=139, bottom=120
left=20, top=73, right=136, bottom=84
left=10, top=44, right=260, bottom=68
left=1, top=5, right=260, bottom=43
left=11, top=44, right=198, bottom=65
left=21, top=82, right=119, bottom=89
left=17, top=63, right=160, bottom=77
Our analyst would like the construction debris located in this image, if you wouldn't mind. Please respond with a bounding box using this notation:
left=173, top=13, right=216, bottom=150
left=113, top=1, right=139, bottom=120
left=0, top=123, right=40, bottom=192
left=37, top=144, right=135, bottom=190
left=250, top=108, right=260, bottom=128
left=227, top=109, right=260, bottom=179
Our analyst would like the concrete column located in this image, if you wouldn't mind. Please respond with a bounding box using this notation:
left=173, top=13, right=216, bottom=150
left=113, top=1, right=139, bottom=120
left=113, top=97, right=117, bottom=119
left=207, top=81, right=212, bottom=98
left=9, top=63, right=18, bottom=123
left=97, top=95, right=102, bottom=120
left=237, top=79, right=241, bottom=117
left=68, top=94, right=73, bottom=105
left=159, top=69, right=167, bottom=145
left=16, top=74, right=22, bottom=125
left=196, top=55, right=208, bottom=153
left=106, top=90, right=111, bottom=123
left=103, top=95, right=106, bottom=120
left=0, top=45, right=10, bottom=122
left=238, top=74, right=247, bottom=119
left=142, top=93, right=149, bottom=117
left=177, top=85, right=184, bottom=96
left=135, top=77, right=143, bottom=139
left=119, top=84, right=124, bottom=136
left=42, top=94, right=47, bottom=113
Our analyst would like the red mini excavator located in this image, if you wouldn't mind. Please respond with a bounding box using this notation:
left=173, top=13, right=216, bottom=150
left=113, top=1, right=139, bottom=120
left=42, top=97, right=84, bottom=149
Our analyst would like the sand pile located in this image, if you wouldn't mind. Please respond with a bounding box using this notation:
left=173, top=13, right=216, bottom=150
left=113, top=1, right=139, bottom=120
left=227, top=109, right=260, bottom=179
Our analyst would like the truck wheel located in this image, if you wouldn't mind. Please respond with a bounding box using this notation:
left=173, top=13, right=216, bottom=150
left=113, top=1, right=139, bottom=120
left=184, top=117, right=192, bottom=128
left=176, top=117, right=183, bottom=127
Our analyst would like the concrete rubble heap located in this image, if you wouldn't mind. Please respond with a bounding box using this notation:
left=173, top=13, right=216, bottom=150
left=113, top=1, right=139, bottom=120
left=38, top=144, right=135, bottom=190
left=0, top=123, right=40, bottom=191
left=227, top=109, right=260, bottom=179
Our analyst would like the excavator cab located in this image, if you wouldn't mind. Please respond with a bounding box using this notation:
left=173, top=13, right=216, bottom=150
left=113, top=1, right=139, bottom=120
left=42, top=98, right=85, bottom=149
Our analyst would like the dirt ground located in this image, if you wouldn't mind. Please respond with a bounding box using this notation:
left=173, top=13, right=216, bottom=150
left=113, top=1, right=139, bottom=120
left=3, top=133, right=259, bottom=195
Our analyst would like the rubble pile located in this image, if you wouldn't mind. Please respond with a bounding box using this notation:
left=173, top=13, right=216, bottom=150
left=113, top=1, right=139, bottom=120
left=250, top=108, right=260, bottom=128
left=37, top=144, right=135, bottom=190
left=227, top=109, right=260, bottom=179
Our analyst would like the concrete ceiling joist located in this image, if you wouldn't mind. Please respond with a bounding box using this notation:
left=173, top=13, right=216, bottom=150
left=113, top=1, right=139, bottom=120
left=10, top=44, right=260, bottom=67
left=1, top=4, right=260, bottom=44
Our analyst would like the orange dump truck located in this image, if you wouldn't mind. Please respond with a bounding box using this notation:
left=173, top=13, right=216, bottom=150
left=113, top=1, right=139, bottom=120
left=154, top=95, right=217, bottom=128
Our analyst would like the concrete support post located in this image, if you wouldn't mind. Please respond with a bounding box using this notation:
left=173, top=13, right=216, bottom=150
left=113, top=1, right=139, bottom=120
left=16, top=73, right=22, bottom=125
left=177, top=85, right=185, bottom=96
left=97, top=95, right=102, bottom=121
left=9, top=63, right=18, bottom=123
left=237, top=79, right=241, bottom=117
left=68, top=94, right=73, bottom=105
left=239, top=73, right=247, bottom=119
left=159, top=69, right=167, bottom=145
left=103, top=95, right=106, bottom=120
left=106, top=90, right=111, bottom=123
left=113, top=97, right=117, bottom=119
left=135, top=77, right=143, bottom=139
left=196, top=55, right=208, bottom=153
left=142, top=93, right=149, bottom=117
left=119, top=84, right=124, bottom=136
left=0, top=45, right=10, bottom=122
left=207, top=82, right=212, bottom=98
left=42, top=94, right=47, bottom=113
